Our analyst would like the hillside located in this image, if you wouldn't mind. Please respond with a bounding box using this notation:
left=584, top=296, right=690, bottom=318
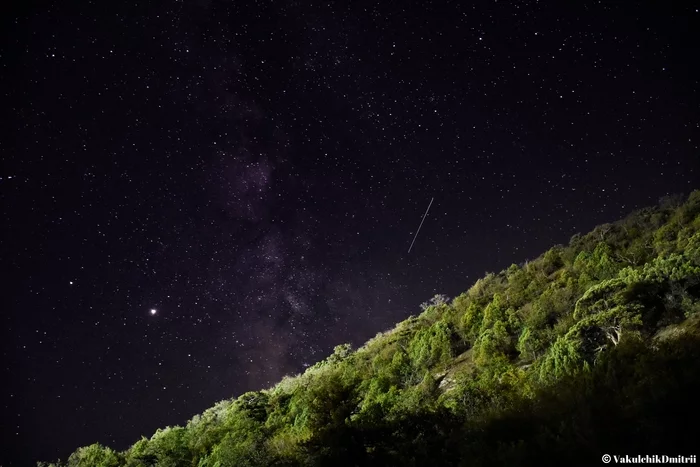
left=41, top=191, right=700, bottom=467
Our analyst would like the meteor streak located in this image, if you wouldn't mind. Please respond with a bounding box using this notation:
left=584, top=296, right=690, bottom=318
left=408, top=197, right=434, bottom=254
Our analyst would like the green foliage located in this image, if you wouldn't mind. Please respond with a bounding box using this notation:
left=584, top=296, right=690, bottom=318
left=474, top=319, right=511, bottom=365
left=537, top=335, right=583, bottom=382
left=46, top=190, right=700, bottom=467
left=408, top=320, right=453, bottom=371
left=66, top=444, right=122, bottom=467
left=516, top=326, right=550, bottom=362
left=146, top=427, right=190, bottom=467
left=542, top=246, right=564, bottom=275
left=458, top=301, right=482, bottom=344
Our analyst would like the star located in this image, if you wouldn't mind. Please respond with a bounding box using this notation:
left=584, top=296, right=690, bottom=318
left=150, top=309, right=157, bottom=315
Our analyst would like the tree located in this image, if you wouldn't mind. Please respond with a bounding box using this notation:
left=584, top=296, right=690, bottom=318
left=573, top=278, right=627, bottom=320
left=147, top=426, right=190, bottom=467
left=516, top=326, right=550, bottom=362
left=538, top=336, right=583, bottom=382
left=460, top=302, right=483, bottom=344
left=408, top=321, right=453, bottom=371
left=542, top=246, right=564, bottom=275
left=236, top=391, right=270, bottom=423
left=420, top=293, right=450, bottom=311
left=66, top=444, right=121, bottom=467
left=327, top=343, right=352, bottom=364
left=474, top=319, right=511, bottom=365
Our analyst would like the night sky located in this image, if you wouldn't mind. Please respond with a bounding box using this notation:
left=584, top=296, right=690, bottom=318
left=2, top=1, right=699, bottom=465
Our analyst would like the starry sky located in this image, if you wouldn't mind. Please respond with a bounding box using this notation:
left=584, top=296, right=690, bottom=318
left=2, top=1, right=699, bottom=465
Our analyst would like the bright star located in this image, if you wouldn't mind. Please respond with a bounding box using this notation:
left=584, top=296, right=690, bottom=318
left=150, top=309, right=157, bottom=315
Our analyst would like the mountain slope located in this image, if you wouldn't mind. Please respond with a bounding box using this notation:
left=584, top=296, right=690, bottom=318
left=42, top=191, right=700, bottom=467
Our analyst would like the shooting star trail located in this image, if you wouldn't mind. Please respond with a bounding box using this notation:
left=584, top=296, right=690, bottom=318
left=408, top=197, right=434, bottom=254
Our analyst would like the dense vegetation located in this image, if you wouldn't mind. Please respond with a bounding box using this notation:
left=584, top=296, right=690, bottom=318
left=41, top=191, right=700, bottom=467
